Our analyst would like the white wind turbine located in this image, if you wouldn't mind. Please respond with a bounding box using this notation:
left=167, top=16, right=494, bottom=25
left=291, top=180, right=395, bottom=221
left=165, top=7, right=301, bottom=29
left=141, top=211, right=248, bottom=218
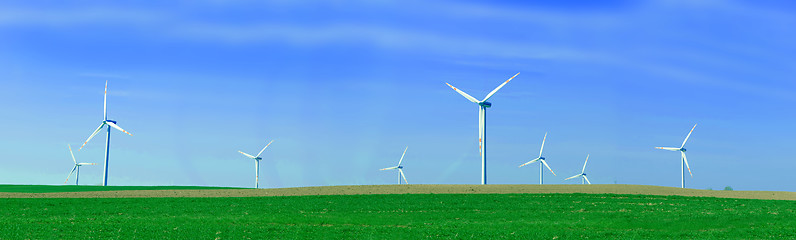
left=64, top=144, right=96, bottom=185
left=656, top=124, right=697, bottom=188
left=379, top=146, right=409, bottom=184
left=564, top=154, right=591, bottom=184
left=239, top=140, right=274, bottom=188
left=446, top=72, right=520, bottom=185
left=78, top=80, right=133, bottom=186
left=519, top=132, right=556, bottom=184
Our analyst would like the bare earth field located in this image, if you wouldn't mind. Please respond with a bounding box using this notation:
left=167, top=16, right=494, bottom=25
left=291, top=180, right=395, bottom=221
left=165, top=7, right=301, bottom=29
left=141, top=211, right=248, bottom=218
left=1, top=184, right=794, bottom=200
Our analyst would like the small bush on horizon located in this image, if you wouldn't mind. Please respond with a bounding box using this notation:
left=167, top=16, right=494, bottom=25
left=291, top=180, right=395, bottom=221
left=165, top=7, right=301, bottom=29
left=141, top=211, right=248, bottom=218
left=724, top=186, right=734, bottom=191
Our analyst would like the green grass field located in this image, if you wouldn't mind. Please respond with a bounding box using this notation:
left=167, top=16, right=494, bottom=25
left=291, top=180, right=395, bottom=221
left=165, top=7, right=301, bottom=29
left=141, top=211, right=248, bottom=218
left=0, top=184, right=241, bottom=193
left=2, top=193, right=794, bottom=239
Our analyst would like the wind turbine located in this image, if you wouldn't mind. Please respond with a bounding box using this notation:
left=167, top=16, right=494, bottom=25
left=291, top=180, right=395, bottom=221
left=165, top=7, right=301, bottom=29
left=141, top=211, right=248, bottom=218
left=656, top=124, right=697, bottom=188
left=564, top=154, right=591, bottom=184
left=64, top=144, right=96, bottom=185
left=78, top=80, right=133, bottom=186
left=446, top=72, right=520, bottom=185
left=519, top=132, right=556, bottom=184
left=239, top=140, right=274, bottom=188
left=379, top=146, right=408, bottom=184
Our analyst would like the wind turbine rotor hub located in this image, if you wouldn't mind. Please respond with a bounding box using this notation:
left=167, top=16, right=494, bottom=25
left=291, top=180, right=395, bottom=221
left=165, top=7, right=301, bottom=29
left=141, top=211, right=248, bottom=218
left=479, top=102, right=492, bottom=108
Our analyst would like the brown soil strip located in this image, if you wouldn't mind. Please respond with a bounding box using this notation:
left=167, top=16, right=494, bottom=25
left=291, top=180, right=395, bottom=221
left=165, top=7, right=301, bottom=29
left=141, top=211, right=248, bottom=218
left=1, top=184, right=793, bottom=200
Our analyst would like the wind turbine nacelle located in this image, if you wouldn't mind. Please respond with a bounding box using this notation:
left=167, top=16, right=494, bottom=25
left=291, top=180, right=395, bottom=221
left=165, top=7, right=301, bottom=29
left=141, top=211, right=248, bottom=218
left=681, top=148, right=687, bottom=152
left=479, top=102, right=492, bottom=108
left=539, top=157, right=545, bottom=160
left=582, top=173, right=587, bottom=176
left=397, top=166, right=403, bottom=169
left=106, top=120, right=117, bottom=124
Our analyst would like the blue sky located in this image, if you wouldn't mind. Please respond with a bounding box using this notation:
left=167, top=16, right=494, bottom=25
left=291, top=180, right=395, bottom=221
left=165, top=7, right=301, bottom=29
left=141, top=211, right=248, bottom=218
left=1, top=0, right=795, bottom=191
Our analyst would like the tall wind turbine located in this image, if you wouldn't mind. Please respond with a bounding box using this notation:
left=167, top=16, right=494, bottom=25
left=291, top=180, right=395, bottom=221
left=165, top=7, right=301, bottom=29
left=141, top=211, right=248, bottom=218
left=64, top=144, right=96, bottom=185
left=239, top=140, right=274, bottom=188
left=379, top=146, right=408, bottom=184
left=78, top=80, right=133, bottom=186
left=519, top=132, right=556, bottom=184
left=446, top=72, right=520, bottom=185
left=564, top=154, right=591, bottom=185
left=656, top=124, right=697, bottom=188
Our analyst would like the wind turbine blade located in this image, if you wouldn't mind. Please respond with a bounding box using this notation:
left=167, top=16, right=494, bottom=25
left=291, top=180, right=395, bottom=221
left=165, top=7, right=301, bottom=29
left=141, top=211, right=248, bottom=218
left=583, top=175, right=591, bottom=184
left=68, top=144, right=77, bottom=164
left=682, top=152, right=693, bottom=177
left=105, top=121, right=132, bottom=136
left=519, top=158, right=540, bottom=168
left=239, top=151, right=256, bottom=159
left=681, top=123, right=697, bottom=148
left=380, top=166, right=398, bottom=171
left=79, top=123, right=107, bottom=151
left=103, top=80, right=108, bottom=120
left=445, top=83, right=479, bottom=103
left=78, top=163, right=97, bottom=166
left=256, top=140, right=274, bottom=158
left=64, top=166, right=77, bottom=183
left=582, top=154, right=589, bottom=174
left=655, top=147, right=680, bottom=151
left=541, top=160, right=556, bottom=176
left=399, top=169, right=408, bottom=184
left=538, top=132, right=547, bottom=158
left=564, top=174, right=580, bottom=181
left=482, top=72, right=520, bottom=102
left=397, top=146, right=408, bottom=166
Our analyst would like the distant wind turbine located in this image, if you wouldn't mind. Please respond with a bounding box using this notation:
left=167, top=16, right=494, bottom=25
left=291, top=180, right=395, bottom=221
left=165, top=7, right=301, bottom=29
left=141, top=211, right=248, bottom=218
left=656, top=124, right=697, bottom=188
left=519, top=132, right=556, bottom=184
left=380, top=146, right=409, bottom=184
left=446, top=72, right=520, bottom=185
left=564, top=154, right=591, bottom=184
left=239, top=140, right=274, bottom=188
left=64, top=144, right=96, bottom=185
left=78, top=80, right=133, bottom=186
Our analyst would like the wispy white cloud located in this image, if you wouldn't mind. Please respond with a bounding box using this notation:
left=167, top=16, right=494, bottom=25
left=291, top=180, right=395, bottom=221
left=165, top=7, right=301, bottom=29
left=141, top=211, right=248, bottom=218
left=633, top=62, right=796, bottom=101
left=170, top=21, right=586, bottom=60
left=78, top=72, right=133, bottom=80
left=0, top=3, right=595, bottom=61
left=0, top=7, right=165, bottom=27
left=1, top=0, right=794, bottom=100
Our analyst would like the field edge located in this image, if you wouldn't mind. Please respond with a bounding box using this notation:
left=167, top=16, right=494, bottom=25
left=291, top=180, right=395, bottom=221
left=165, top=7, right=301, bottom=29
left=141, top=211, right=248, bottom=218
left=0, top=184, right=794, bottom=200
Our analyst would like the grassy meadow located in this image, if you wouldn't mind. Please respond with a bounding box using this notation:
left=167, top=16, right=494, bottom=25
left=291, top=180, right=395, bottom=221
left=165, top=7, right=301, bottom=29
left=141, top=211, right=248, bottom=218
left=2, top=192, right=794, bottom=239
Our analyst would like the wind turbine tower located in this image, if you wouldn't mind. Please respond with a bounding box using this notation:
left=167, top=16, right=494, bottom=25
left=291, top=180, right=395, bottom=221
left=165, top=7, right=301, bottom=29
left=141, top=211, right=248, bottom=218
left=519, top=132, right=556, bottom=184
left=380, top=146, right=409, bottom=184
left=656, top=124, right=697, bottom=188
left=78, top=80, right=133, bottom=186
left=239, top=140, right=274, bottom=188
left=564, top=154, right=591, bottom=184
left=64, top=144, right=96, bottom=185
left=445, top=72, right=519, bottom=185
